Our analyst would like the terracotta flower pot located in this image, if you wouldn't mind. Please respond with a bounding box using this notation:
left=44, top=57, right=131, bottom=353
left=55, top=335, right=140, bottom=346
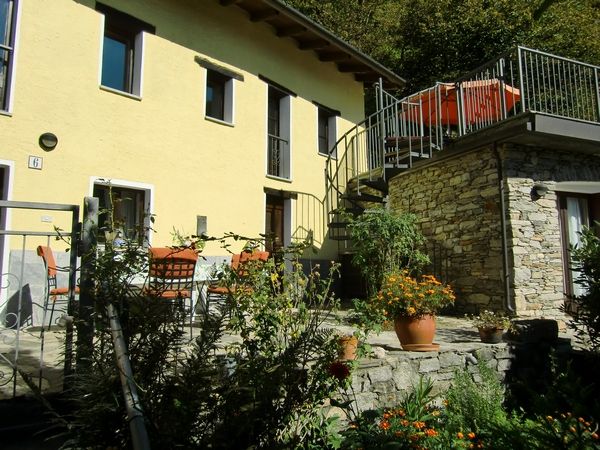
left=338, top=335, right=359, bottom=360
left=478, top=327, right=504, bottom=344
left=394, top=315, right=439, bottom=352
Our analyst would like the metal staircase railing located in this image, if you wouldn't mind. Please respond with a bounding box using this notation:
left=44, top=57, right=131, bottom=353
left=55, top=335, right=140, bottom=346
left=324, top=46, right=600, bottom=241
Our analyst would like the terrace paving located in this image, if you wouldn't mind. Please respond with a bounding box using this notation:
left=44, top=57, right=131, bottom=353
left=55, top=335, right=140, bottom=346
left=0, top=314, right=577, bottom=400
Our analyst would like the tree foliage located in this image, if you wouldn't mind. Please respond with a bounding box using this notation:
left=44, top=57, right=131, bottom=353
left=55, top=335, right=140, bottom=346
left=285, top=0, right=600, bottom=93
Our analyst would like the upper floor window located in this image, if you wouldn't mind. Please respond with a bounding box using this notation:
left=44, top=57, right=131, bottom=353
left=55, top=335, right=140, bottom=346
left=206, top=70, right=232, bottom=122
left=315, top=103, right=339, bottom=157
left=0, top=0, right=16, bottom=112
left=96, top=3, right=154, bottom=96
left=195, top=56, right=243, bottom=125
left=267, top=85, right=291, bottom=179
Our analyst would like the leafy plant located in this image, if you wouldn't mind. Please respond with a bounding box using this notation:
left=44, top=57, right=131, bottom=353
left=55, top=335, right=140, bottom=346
left=346, top=208, right=429, bottom=297
left=63, top=230, right=353, bottom=449
left=444, top=360, right=507, bottom=435
left=468, top=310, right=511, bottom=329
left=568, top=225, right=600, bottom=351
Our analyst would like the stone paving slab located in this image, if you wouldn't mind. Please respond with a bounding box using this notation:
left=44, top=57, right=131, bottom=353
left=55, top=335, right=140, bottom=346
left=0, top=314, right=577, bottom=400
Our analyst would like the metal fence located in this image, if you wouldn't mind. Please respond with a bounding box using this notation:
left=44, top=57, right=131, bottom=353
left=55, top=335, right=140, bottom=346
left=0, top=200, right=79, bottom=399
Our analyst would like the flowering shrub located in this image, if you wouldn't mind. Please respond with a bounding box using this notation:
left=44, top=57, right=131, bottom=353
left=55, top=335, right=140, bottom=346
left=374, top=270, right=455, bottom=319
left=468, top=310, right=511, bottom=329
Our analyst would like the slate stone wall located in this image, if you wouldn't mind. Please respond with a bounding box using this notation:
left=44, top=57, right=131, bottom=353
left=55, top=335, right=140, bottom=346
left=387, top=146, right=505, bottom=313
left=388, top=142, right=600, bottom=317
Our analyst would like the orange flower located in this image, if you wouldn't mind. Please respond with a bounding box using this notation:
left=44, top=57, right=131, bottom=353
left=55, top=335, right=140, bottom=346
left=591, top=432, right=599, bottom=440
left=413, top=421, right=426, bottom=429
left=468, top=432, right=476, bottom=440
left=425, top=428, right=438, bottom=437
left=457, top=432, right=464, bottom=439
left=379, top=420, right=390, bottom=430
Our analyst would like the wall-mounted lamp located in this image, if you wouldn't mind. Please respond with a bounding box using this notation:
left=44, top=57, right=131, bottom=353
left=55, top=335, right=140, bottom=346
left=39, top=132, right=58, bottom=151
left=532, top=182, right=549, bottom=199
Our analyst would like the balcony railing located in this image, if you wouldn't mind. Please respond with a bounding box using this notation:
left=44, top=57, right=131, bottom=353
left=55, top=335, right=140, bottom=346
left=325, top=46, right=600, bottom=232
left=267, top=134, right=290, bottom=179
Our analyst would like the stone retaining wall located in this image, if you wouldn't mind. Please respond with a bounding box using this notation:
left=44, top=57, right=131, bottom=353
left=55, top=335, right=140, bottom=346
left=348, top=337, right=573, bottom=412
left=349, top=342, right=511, bottom=411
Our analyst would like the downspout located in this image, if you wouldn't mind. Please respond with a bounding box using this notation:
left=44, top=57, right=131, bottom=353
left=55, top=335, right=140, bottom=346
left=494, top=143, right=515, bottom=313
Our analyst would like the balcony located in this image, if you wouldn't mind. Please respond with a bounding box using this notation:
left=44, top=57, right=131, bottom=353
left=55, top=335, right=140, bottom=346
left=267, top=134, right=290, bottom=180
left=325, top=46, right=600, bottom=239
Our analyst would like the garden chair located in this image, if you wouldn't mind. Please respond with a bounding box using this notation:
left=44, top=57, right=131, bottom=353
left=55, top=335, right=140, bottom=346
left=145, top=247, right=199, bottom=339
left=37, top=245, right=79, bottom=330
left=204, top=250, right=270, bottom=309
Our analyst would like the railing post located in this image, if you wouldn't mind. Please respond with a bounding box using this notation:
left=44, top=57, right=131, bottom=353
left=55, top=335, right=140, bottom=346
left=595, top=67, right=600, bottom=122
left=76, top=197, right=98, bottom=373
left=498, top=57, right=507, bottom=119
left=378, top=78, right=386, bottom=180
left=517, top=47, right=527, bottom=112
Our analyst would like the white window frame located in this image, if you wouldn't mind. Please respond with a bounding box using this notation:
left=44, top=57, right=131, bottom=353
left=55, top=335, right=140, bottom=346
left=89, top=177, right=154, bottom=246
left=0, top=0, right=20, bottom=114
left=204, top=68, right=235, bottom=125
left=265, top=85, right=292, bottom=181
left=0, top=159, right=14, bottom=305
left=315, top=105, right=338, bottom=158
left=97, top=8, right=150, bottom=99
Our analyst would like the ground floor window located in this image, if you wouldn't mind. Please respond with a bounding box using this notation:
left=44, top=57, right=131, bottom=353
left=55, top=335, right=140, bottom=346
left=93, top=182, right=150, bottom=245
left=558, top=191, right=600, bottom=309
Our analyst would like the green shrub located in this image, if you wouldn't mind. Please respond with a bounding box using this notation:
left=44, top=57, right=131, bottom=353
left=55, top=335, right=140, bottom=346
left=64, top=234, right=350, bottom=449
left=346, top=208, right=429, bottom=297
left=569, top=225, right=600, bottom=351
left=444, top=360, right=507, bottom=434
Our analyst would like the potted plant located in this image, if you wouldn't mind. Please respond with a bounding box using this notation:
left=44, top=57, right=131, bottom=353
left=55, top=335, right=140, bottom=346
left=371, top=270, right=456, bottom=351
left=469, top=310, right=511, bottom=343
left=336, top=331, right=359, bottom=361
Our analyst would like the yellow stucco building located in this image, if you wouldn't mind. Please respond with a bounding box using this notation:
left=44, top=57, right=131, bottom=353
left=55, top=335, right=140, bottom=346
left=0, top=0, right=403, bottom=320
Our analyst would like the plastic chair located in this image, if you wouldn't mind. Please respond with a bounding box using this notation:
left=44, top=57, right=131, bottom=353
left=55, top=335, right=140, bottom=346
left=145, top=247, right=198, bottom=338
left=36, top=245, right=79, bottom=330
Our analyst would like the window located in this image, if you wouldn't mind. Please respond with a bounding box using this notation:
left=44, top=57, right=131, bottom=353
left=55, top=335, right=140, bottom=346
left=205, top=69, right=233, bottom=122
left=267, top=85, right=291, bottom=179
left=97, top=3, right=154, bottom=95
left=195, top=56, right=242, bottom=125
left=93, top=182, right=150, bottom=245
left=557, top=190, right=600, bottom=311
left=0, top=0, right=16, bottom=112
left=316, top=104, right=339, bottom=156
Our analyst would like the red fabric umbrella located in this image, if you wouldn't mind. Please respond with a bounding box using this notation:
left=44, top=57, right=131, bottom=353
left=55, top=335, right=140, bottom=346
left=406, top=80, right=520, bottom=127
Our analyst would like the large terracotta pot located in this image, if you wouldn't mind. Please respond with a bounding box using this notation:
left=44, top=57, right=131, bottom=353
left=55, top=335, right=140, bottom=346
left=394, top=315, right=440, bottom=352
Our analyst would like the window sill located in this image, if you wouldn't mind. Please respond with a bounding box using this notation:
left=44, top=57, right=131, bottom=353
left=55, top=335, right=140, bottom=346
left=205, top=115, right=234, bottom=127
left=266, top=174, right=292, bottom=183
left=0, top=110, right=12, bottom=117
left=99, top=85, right=142, bottom=101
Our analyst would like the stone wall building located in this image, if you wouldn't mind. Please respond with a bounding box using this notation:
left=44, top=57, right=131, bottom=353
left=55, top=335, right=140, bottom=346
left=388, top=113, right=600, bottom=318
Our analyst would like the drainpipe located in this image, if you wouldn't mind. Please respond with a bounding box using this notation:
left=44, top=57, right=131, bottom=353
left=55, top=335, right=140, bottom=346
left=494, top=143, right=515, bottom=313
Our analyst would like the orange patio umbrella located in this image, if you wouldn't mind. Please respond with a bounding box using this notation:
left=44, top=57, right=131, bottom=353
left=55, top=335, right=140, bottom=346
left=405, top=80, right=521, bottom=128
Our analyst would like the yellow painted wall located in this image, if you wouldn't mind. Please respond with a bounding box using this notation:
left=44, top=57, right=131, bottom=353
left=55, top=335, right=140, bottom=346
left=0, top=0, right=365, bottom=258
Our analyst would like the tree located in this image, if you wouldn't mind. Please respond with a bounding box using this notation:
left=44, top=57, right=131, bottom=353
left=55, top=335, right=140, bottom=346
left=285, top=0, right=600, bottom=93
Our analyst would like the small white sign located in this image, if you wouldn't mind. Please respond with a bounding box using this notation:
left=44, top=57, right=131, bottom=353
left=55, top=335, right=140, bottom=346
left=28, top=155, right=43, bottom=170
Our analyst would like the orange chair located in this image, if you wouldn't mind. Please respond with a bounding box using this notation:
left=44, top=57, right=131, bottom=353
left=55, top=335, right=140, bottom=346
left=145, top=247, right=199, bottom=338
left=37, top=245, right=80, bottom=329
left=205, top=250, right=270, bottom=305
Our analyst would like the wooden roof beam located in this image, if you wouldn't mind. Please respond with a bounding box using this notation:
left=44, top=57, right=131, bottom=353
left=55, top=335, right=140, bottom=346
left=276, top=25, right=307, bottom=37
left=219, top=0, right=242, bottom=6
left=318, top=52, right=351, bottom=62
left=250, top=8, right=279, bottom=22
left=298, top=39, right=330, bottom=50
left=337, top=62, right=369, bottom=73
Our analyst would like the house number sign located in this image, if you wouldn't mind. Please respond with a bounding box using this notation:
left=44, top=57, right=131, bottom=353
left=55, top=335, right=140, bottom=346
left=28, top=155, right=43, bottom=170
